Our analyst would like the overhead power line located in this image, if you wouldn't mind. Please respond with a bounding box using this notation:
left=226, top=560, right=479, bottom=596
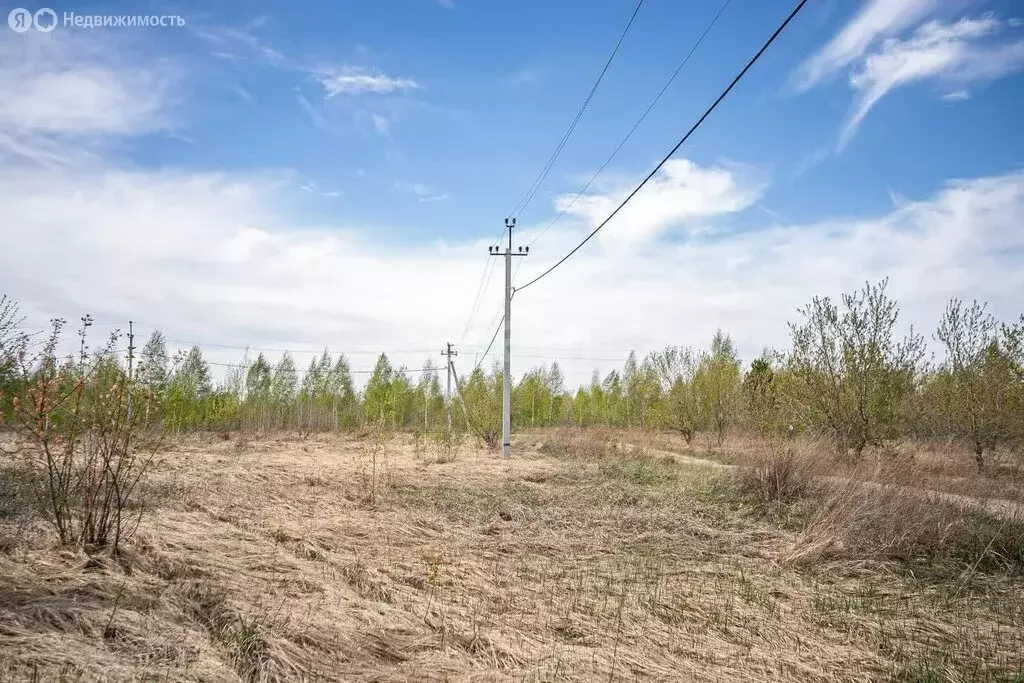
left=515, top=0, right=809, bottom=294
left=508, top=0, right=645, bottom=221
left=201, top=358, right=432, bottom=374
left=466, top=0, right=649, bottom=347
left=473, top=312, right=505, bottom=373
left=163, top=337, right=436, bottom=356
left=459, top=258, right=495, bottom=342
left=472, top=296, right=507, bottom=352
left=100, top=331, right=632, bottom=364
left=522, top=0, right=733, bottom=254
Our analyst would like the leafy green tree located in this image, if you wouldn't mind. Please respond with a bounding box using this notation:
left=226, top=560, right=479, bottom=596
left=1004, top=315, right=1024, bottom=379
left=265, top=353, right=298, bottom=429
left=602, top=370, right=626, bottom=427
left=328, top=354, right=358, bottom=428
left=416, top=359, right=444, bottom=430
left=692, top=331, right=742, bottom=444
left=546, top=362, right=568, bottom=424
left=663, top=377, right=698, bottom=442
left=301, top=355, right=326, bottom=400
left=364, top=353, right=396, bottom=426
left=935, top=300, right=1019, bottom=468
left=295, top=350, right=344, bottom=432
left=270, top=353, right=298, bottom=405
left=787, top=279, right=925, bottom=456
left=0, top=295, right=27, bottom=407
left=246, top=353, right=272, bottom=401
left=164, top=346, right=212, bottom=429
left=388, top=366, right=416, bottom=429
left=743, top=355, right=780, bottom=436
left=571, top=386, right=591, bottom=426
left=622, top=351, right=660, bottom=429
left=137, top=331, right=169, bottom=394
left=460, top=366, right=501, bottom=444
left=648, top=346, right=699, bottom=440
left=515, top=367, right=552, bottom=428
left=1002, top=315, right=1024, bottom=453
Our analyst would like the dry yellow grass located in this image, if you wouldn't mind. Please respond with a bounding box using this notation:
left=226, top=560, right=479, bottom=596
left=639, top=429, right=1024, bottom=506
left=1, top=431, right=1022, bottom=681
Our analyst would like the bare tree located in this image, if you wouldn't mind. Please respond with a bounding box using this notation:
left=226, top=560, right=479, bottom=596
left=3, top=317, right=162, bottom=553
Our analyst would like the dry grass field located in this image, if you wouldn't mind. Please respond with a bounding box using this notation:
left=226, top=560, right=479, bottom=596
left=1, top=430, right=1023, bottom=682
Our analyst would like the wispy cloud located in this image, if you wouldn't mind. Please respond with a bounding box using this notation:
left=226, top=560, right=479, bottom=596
left=502, top=67, right=546, bottom=88
left=192, top=16, right=284, bottom=64
left=194, top=16, right=425, bottom=139
left=370, top=113, right=390, bottom=136
left=232, top=84, right=253, bottom=102
left=394, top=181, right=448, bottom=203
left=313, top=66, right=421, bottom=97
left=839, top=16, right=1024, bottom=148
left=438, top=0, right=455, bottom=8
left=0, top=31, right=175, bottom=165
left=295, top=90, right=328, bottom=130
left=297, top=179, right=342, bottom=198
left=793, top=2, right=1024, bottom=149
left=792, top=0, right=938, bottom=91
left=395, top=181, right=432, bottom=197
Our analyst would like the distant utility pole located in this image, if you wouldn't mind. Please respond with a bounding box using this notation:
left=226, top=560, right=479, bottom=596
left=127, top=320, right=135, bottom=381
left=489, top=218, right=528, bottom=458
left=441, top=342, right=458, bottom=430
left=127, top=320, right=136, bottom=421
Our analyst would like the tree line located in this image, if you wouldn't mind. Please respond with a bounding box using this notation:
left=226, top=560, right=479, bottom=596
left=2, top=279, right=1022, bottom=466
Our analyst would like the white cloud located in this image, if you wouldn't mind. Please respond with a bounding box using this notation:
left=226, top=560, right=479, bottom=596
left=438, top=0, right=455, bottom=8
left=314, top=66, right=420, bottom=97
left=1, top=24, right=1019, bottom=389
left=395, top=181, right=435, bottom=198
left=795, top=3, right=1024, bottom=150
left=2, top=159, right=1020, bottom=386
left=793, top=0, right=938, bottom=90
left=0, top=32, right=174, bottom=163
left=395, top=181, right=448, bottom=203
left=371, top=113, right=390, bottom=135
left=295, top=90, right=328, bottom=130
left=554, top=159, right=767, bottom=248
left=296, top=179, right=343, bottom=199
left=839, top=16, right=1024, bottom=148
left=192, top=18, right=284, bottom=65
left=502, top=67, right=546, bottom=88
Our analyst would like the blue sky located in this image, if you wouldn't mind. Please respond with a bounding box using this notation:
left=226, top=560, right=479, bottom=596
left=1, top=0, right=1023, bottom=383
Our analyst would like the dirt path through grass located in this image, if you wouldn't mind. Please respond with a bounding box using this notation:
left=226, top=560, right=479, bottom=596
left=638, top=443, right=1024, bottom=522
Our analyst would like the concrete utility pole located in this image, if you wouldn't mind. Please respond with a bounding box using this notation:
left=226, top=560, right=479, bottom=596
left=489, top=218, right=528, bottom=458
left=440, top=342, right=458, bottom=430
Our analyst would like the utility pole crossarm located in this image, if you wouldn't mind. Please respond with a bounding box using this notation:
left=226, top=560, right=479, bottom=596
left=489, top=218, right=528, bottom=459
